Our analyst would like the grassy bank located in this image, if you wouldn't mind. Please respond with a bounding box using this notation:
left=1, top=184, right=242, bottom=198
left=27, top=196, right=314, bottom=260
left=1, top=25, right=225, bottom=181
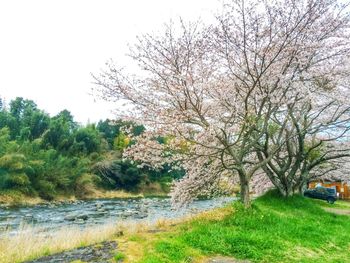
left=121, top=191, right=350, bottom=263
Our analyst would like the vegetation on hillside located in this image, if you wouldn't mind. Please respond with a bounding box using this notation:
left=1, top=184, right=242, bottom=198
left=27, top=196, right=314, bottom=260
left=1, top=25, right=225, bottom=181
left=0, top=97, right=183, bottom=202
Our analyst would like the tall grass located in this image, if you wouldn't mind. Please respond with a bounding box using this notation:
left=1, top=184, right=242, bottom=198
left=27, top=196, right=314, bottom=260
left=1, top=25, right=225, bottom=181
left=0, top=218, right=177, bottom=263
left=0, top=223, right=116, bottom=263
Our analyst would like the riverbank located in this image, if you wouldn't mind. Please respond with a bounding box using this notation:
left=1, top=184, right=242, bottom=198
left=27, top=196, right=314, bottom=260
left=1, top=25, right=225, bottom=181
left=0, top=197, right=232, bottom=263
left=0, top=187, right=168, bottom=207
left=2, top=192, right=350, bottom=263
left=0, top=209, right=192, bottom=263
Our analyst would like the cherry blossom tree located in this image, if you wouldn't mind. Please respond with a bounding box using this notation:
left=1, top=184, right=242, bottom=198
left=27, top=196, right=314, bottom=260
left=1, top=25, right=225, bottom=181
left=256, top=101, right=350, bottom=197
left=94, top=0, right=350, bottom=207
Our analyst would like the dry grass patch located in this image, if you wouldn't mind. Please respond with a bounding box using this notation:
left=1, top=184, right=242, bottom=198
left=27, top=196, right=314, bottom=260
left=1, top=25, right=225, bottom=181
left=283, top=245, right=322, bottom=262
left=0, top=192, right=43, bottom=206
left=0, top=222, right=125, bottom=263
left=0, top=189, right=144, bottom=207
left=323, top=207, right=350, bottom=215
left=83, top=189, right=144, bottom=199
left=192, top=206, right=233, bottom=222
left=0, top=216, right=183, bottom=263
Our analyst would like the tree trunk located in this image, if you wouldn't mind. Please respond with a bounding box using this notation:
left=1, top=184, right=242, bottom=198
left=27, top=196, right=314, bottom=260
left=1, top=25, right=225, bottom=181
left=295, top=180, right=307, bottom=195
left=278, top=182, right=294, bottom=198
left=284, top=184, right=291, bottom=198
left=240, top=178, right=251, bottom=208
left=279, top=188, right=287, bottom=197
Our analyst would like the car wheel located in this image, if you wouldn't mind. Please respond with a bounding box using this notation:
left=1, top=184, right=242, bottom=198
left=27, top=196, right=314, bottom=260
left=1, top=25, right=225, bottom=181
left=327, top=197, right=335, bottom=204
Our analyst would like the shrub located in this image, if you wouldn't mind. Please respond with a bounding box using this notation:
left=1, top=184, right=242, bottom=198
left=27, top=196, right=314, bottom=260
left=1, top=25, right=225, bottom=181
left=36, top=180, right=56, bottom=200
left=75, top=173, right=100, bottom=198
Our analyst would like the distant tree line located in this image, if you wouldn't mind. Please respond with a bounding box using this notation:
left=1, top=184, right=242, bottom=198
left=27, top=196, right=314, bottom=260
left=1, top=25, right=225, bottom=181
left=0, top=97, right=183, bottom=200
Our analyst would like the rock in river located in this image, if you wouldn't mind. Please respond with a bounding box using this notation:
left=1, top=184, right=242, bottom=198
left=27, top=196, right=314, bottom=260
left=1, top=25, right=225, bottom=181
left=64, top=213, right=88, bottom=221
left=64, top=214, right=76, bottom=221
left=76, top=214, right=89, bottom=220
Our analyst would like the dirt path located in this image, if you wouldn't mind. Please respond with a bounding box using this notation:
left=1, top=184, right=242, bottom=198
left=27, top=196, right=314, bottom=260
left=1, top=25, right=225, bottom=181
left=323, top=207, right=350, bottom=215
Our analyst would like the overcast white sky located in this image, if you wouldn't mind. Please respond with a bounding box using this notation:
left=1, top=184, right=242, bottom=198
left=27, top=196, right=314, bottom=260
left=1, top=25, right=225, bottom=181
left=0, top=0, right=221, bottom=124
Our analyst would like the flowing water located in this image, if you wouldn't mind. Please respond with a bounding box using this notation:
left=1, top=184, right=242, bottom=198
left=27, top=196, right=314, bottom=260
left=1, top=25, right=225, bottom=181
left=0, top=197, right=234, bottom=234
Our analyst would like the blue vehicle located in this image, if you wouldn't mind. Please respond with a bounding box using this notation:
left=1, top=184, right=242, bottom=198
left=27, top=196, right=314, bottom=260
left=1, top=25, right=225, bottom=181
left=304, top=187, right=337, bottom=204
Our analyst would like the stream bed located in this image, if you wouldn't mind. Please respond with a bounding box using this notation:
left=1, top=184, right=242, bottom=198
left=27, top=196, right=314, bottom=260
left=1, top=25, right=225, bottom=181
left=0, top=197, right=234, bottom=234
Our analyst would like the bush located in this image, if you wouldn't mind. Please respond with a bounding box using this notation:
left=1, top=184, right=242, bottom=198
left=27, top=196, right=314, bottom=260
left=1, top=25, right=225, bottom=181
left=75, top=173, right=100, bottom=198
left=6, top=172, right=31, bottom=193
left=36, top=180, right=56, bottom=200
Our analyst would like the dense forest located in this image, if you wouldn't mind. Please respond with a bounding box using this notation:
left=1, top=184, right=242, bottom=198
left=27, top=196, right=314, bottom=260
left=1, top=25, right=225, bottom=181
left=0, top=97, right=182, bottom=201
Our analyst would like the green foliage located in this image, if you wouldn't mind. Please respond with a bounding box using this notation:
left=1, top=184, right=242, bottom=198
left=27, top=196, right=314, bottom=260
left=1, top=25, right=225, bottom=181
left=36, top=180, right=56, bottom=200
left=94, top=160, right=143, bottom=190
left=97, top=119, right=121, bottom=148
left=304, top=141, right=324, bottom=162
left=97, top=119, right=145, bottom=149
left=7, top=173, right=31, bottom=188
left=75, top=173, right=101, bottom=198
left=42, top=115, right=74, bottom=151
left=139, top=191, right=350, bottom=263
left=0, top=154, right=26, bottom=171
left=113, top=132, right=130, bottom=151
left=114, top=252, right=126, bottom=261
left=4, top=97, right=50, bottom=141
left=267, top=122, right=280, bottom=137
left=0, top=153, right=31, bottom=192
left=70, top=125, right=104, bottom=155
left=0, top=97, right=178, bottom=201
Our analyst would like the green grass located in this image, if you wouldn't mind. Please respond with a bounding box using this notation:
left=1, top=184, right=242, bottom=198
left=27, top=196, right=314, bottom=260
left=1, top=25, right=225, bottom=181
left=138, top=191, right=350, bottom=263
left=114, top=252, right=126, bottom=262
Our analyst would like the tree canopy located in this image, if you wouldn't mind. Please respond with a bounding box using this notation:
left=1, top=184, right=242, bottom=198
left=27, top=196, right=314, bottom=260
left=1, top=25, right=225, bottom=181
left=95, top=0, right=350, bottom=207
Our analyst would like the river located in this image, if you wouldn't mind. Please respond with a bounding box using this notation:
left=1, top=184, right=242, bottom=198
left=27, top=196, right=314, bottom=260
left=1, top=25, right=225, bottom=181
left=0, top=197, right=234, bottom=235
